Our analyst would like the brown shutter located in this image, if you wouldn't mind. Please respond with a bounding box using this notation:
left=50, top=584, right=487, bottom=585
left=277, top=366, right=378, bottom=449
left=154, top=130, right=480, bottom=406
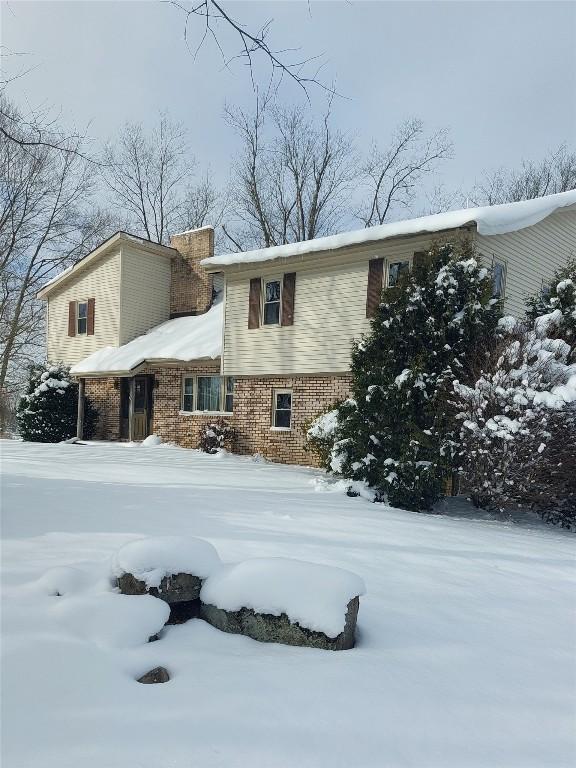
left=87, top=298, right=95, bottom=335
left=413, top=251, right=427, bottom=269
left=366, top=258, right=384, bottom=318
left=281, top=272, right=296, bottom=326
left=68, top=301, right=76, bottom=337
left=248, top=278, right=261, bottom=329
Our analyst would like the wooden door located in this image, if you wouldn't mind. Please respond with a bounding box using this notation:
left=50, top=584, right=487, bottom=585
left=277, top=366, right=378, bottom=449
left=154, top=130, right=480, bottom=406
left=131, top=376, right=149, bottom=441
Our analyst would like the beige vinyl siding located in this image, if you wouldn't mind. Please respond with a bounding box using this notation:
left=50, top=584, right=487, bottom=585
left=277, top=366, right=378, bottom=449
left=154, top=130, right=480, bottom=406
left=222, top=229, right=467, bottom=375
left=47, top=250, right=121, bottom=365
left=119, top=245, right=171, bottom=344
left=477, top=208, right=576, bottom=317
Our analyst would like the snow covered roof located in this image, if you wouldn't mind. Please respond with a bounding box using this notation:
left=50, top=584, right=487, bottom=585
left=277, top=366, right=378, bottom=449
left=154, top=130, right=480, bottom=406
left=71, top=303, right=223, bottom=376
left=202, top=190, right=576, bottom=270
left=38, top=232, right=176, bottom=298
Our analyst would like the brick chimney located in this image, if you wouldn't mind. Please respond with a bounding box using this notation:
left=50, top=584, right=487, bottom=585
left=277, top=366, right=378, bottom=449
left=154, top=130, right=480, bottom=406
left=169, top=226, right=214, bottom=317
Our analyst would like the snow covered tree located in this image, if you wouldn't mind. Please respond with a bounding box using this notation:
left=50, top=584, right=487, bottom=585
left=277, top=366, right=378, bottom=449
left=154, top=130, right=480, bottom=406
left=325, top=238, right=501, bottom=511
left=453, top=269, right=576, bottom=527
left=17, top=363, right=98, bottom=443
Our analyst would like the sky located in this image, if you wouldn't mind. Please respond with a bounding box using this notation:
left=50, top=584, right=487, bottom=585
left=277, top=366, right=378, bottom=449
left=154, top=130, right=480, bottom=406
left=2, top=0, right=575, bottom=225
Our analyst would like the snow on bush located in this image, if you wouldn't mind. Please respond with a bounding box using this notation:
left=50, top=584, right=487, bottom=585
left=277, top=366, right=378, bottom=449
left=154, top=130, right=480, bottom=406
left=454, top=264, right=576, bottom=525
left=200, top=558, right=366, bottom=638
left=199, top=419, right=234, bottom=454
left=142, top=434, right=162, bottom=447
left=17, top=362, right=98, bottom=442
left=111, top=536, right=222, bottom=588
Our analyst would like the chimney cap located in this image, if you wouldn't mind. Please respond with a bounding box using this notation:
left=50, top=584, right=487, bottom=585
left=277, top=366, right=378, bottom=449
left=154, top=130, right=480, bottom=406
left=170, top=225, right=214, bottom=238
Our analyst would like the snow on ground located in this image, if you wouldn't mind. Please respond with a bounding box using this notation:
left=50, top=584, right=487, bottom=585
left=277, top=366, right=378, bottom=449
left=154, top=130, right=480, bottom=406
left=1, top=440, right=575, bottom=768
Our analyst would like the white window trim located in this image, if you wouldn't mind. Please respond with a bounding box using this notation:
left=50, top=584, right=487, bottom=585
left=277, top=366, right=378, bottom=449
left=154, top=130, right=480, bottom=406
left=261, top=276, right=283, bottom=327
left=180, top=375, right=234, bottom=415
left=385, top=259, right=411, bottom=288
left=271, top=388, right=292, bottom=431
left=76, top=299, right=88, bottom=335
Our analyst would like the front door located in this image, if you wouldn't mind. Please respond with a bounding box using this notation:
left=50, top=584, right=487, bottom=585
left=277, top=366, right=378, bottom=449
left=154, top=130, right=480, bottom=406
left=131, top=376, right=150, bottom=441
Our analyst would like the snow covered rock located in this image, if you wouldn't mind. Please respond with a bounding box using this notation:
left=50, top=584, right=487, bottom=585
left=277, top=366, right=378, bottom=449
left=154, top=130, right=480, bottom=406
left=200, top=558, right=365, bottom=651
left=141, top=434, right=162, bottom=447
left=113, top=536, right=221, bottom=621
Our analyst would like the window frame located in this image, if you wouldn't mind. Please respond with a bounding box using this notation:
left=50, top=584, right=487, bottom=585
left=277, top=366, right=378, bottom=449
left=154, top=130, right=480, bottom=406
left=180, top=375, right=234, bottom=414
left=386, top=260, right=411, bottom=288
left=76, top=300, right=88, bottom=335
left=271, top=388, right=292, bottom=431
left=262, top=277, right=282, bottom=326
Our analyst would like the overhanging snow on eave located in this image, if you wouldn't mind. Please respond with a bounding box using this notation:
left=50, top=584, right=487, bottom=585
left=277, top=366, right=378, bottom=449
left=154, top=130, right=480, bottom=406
left=71, top=355, right=222, bottom=378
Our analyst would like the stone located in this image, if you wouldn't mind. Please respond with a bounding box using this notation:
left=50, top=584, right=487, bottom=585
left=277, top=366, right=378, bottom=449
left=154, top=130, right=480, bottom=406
left=117, top=571, right=202, bottom=603
left=200, top=596, right=360, bottom=651
left=136, top=666, right=170, bottom=684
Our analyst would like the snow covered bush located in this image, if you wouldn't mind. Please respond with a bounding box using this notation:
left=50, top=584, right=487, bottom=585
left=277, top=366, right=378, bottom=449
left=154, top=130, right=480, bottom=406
left=199, top=419, right=234, bottom=454
left=320, top=239, right=501, bottom=511
left=453, top=282, right=576, bottom=527
left=304, top=407, right=340, bottom=467
left=526, top=259, right=576, bottom=358
left=17, top=363, right=98, bottom=443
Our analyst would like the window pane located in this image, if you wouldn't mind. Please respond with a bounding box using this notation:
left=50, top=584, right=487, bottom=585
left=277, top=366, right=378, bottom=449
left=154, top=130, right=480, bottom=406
left=134, top=379, right=146, bottom=412
left=275, top=408, right=291, bottom=428
left=265, top=281, right=281, bottom=302
left=388, top=261, right=410, bottom=287
left=276, top=392, right=291, bottom=410
left=197, top=376, right=221, bottom=411
left=263, top=301, right=280, bottom=325
left=182, top=378, right=194, bottom=411
left=77, top=317, right=87, bottom=334
left=78, top=302, right=88, bottom=318
left=224, top=378, right=234, bottom=412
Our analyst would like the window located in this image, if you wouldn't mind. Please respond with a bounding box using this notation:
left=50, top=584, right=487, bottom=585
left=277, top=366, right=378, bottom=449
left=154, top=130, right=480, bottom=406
left=492, top=261, right=506, bottom=299
left=224, top=377, right=235, bottom=413
left=77, top=301, right=88, bottom=334
left=263, top=279, right=281, bottom=325
left=182, top=377, right=194, bottom=412
left=273, top=390, right=292, bottom=429
left=387, top=261, right=410, bottom=288
left=181, top=376, right=234, bottom=413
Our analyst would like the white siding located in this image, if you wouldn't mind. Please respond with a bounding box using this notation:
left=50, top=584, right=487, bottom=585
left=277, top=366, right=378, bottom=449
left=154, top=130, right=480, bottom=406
left=477, top=209, right=576, bottom=317
left=222, top=229, right=467, bottom=375
left=119, top=245, right=171, bottom=344
left=47, top=250, right=121, bottom=365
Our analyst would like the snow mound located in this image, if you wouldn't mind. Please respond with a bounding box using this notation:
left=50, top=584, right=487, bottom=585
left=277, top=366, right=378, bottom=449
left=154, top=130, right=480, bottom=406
left=52, top=593, right=169, bottom=647
left=142, top=434, right=162, bottom=447
left=203, top=190, right=576, bottom=268
left=71, top=303, right=222, bottom=375
left=35, top=566, right=92, bottom=596
left=112, top=536, right=221, bottom=588
left=200, top=558, right=366, bottom=638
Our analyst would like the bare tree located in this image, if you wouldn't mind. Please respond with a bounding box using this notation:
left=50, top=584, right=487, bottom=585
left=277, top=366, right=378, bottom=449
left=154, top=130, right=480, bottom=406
left=224, top=98, right=357, bottom=250
left=358, top=118, right=452, bottom=227
left=0, top=96, right=108, bottom=420
left=475, top=144, right=576, bottom=205
left=170, top=1, right=330, bottom=98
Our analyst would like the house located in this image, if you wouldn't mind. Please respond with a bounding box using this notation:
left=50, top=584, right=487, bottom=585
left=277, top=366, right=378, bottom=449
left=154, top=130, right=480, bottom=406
left=38, top=191, right=576, bottom=464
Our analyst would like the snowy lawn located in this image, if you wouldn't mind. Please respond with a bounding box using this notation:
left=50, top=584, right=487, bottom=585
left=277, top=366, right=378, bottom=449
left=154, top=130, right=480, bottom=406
left=1, top=439, right=575, bottom=768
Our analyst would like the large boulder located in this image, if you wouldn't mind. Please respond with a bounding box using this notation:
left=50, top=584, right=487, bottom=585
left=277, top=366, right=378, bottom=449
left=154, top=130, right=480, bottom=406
left=113, top=536, right=221, bottom=622
left=201, top=596, right=360, bottom=651
left=200, top=558, right=365, bottom=651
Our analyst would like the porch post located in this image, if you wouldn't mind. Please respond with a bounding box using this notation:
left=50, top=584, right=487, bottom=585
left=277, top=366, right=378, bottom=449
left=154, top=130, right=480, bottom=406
left=128, top=377, right=135, bottom=442
left=76, top=378, right=85, bottom=440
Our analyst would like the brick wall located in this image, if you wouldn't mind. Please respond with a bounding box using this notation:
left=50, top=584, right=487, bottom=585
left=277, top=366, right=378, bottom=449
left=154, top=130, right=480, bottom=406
left=85, top=377, right=120, bottom=440
left=233, top=374, right=352, bottom=466
left=84, top=368, right=351, bottom=467
left=169, top=227, right=214, bottom=316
